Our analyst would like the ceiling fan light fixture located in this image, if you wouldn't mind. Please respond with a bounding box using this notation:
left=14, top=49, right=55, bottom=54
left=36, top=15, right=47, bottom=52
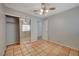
left=40, top=12, right=43, bottom=15
left=40, top=9, right=43, bottom=12
left=40, top=9, right=43, bottom=15
left=45, top=10, right=49, bottom=13
left=33, top=3, right=56, bottom=16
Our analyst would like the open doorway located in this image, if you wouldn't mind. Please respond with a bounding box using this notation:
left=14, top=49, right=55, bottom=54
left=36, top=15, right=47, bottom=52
left=20, top=18, right=31, bottom=44
left=5, top=15, right=20, bottom=46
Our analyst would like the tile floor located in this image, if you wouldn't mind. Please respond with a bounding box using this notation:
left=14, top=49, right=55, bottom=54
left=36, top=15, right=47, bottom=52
left=5, top=40, right=79, bottom=56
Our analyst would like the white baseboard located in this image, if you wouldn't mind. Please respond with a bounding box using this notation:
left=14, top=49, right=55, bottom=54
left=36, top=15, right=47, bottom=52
left=48, top=40, right=79, bottom=51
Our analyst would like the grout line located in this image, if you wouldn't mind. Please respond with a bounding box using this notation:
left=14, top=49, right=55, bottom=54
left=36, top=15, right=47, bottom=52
left=68, top=48, right=71, bottom=56
left=78, top=51, right=79, bottom=56
left=3, top=46, right=8, bottom=56
left=19, top=45, right=23, bottom=56
left=13, top=45, right=14, bottom=56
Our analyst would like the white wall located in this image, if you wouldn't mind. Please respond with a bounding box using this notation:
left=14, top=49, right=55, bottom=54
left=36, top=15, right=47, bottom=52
left=0, top=4, right=6, bottom=55
left=37, top=19, right=43, bottom=38
left=47, top=6, right=79, bottom=50
left=31, top=17, right=43, bottom=41
left=31, top=18, right=38, bottom=42
left=4, top=7, right=30, bottom=18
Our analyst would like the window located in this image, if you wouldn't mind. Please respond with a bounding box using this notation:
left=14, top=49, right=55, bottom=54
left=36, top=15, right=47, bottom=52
left=22, top=25, right=30, bottom=31
left=20, top=18, right=30, bottom=32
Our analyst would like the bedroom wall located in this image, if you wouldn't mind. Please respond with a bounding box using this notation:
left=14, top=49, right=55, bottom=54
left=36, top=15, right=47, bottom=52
left=47, top=6, right=79, bottom=50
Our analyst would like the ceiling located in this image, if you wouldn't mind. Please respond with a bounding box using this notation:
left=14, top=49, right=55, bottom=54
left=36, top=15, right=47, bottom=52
left=4, top=3, right=79, bottom=18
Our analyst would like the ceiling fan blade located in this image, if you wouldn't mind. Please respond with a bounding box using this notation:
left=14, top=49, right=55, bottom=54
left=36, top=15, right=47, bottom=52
left=33, top=10, right=38, bottom=12
left=49, top=7, right=56, bottom=10
left=41, top=3, right=45, bottom=5
left=41, top=3, right=46, bottom=9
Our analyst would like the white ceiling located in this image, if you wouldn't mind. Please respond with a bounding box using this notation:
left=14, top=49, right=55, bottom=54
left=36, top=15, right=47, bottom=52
left=4, top=3, right=79, bottom=18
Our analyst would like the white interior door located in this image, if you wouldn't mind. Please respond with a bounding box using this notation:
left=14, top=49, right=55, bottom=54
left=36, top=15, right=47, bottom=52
left=6, top=17, right=16, bottom=45
left=42, top=19, right=48, bottom=40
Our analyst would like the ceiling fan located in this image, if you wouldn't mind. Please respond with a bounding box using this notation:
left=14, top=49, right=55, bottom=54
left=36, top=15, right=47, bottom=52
left=33, top=3, right=56, bottom=15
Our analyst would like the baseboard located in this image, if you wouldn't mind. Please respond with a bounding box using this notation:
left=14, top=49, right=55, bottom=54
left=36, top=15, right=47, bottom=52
left=6, top=43, right=20, bottom=47
left=43, top=39, right=79, bottom=51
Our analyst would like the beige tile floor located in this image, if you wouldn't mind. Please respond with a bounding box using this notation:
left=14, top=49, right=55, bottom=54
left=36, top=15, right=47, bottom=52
left=5, top=40, right=79, bottom=56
